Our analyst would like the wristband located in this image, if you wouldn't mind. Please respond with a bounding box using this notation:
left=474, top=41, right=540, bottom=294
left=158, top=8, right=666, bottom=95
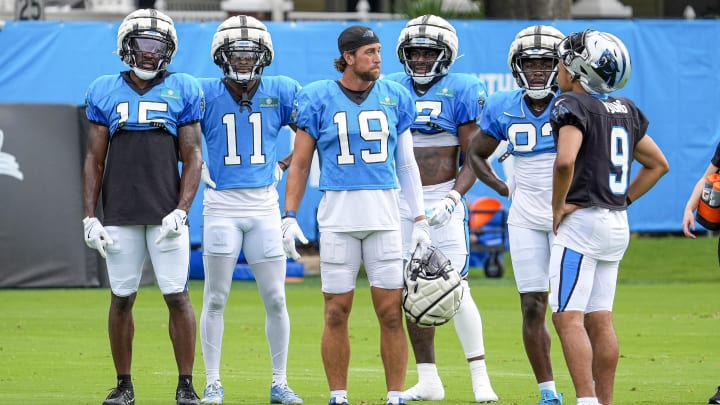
left=447, top=190, right=461, bottom=205
left=283, top=210, right=297, bottom=218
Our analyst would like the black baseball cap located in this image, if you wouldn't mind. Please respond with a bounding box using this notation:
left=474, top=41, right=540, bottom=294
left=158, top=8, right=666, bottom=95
left=338, top=25, right=380, bottom=54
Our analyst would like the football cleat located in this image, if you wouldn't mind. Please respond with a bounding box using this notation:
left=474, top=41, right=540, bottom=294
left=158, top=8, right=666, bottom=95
left=402, top=381, right=445, bottom=401
left=328, top=396, right=349, bottom=405
left=200, top=380, right=224, bottom=404
left=387, top=398, right=407, bottom=405
left=537, top=389, right=563, bottom=405
left=472, top=375, right=498, bottom=403
left=270, top=384, right=304, bottom=404
left=709, top=386, right=720, bottom=404
left=176, top=383, right=200, bottom=405
left=102, top=386, right=135, bottom=405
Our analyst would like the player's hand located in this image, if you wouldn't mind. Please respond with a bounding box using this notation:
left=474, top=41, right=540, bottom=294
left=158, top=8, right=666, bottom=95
left=428, top=190, right=461, bottom=227
left=505, top=175, right=516, bottom=200
left=155, top=209, right=187, bottom=244
left=83, top=217, right=114, bottom=258
left=201, top=161, right=216, bottom=189
left=275, top=163, right=284, bottom=183
left=281, top=217, right=308, bottom=260
left=682, top=209, right=697, bottom=239
left=411, top=219, right=432, bottom=258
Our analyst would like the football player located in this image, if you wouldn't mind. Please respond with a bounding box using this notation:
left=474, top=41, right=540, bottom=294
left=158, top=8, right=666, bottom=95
left=467, top=25, right=565, bottom=405
left=196, top=15, right=303, bottom=405
left=82, top=9, right=204, bottom=405
left=282, top=25, right=430, bottom=405
left=550, top=30, right=668, bottom=405
left=385, top=15, right=497, bottom=403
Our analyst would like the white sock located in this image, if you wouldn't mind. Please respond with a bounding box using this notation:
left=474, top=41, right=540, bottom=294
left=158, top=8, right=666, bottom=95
left=387, top=390, right=402, bottom=403
left=453, top=281, right=486, bottom=358
left=469, top=359, right=490, bottom=386
left=200, top=255, right=236, bottom=388
left=539, top=381, right=557, bottom=395
left=253, top=260, right=291, bottom=380
left=417, top=363, right=441, bottom=384
left=330, top=390, right=347, bottom=402
left=577, top=397, right=599, bottom=405
left=272, top=373, right=287, bottom=387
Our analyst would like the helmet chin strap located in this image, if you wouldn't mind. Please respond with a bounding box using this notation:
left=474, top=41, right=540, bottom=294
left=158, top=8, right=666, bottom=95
left=131, top=66, right=159, bottom=81
left=237, top=84, right=253, bottom=113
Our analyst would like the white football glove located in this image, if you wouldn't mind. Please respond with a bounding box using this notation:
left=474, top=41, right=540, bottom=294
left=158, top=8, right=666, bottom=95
left=201, top=161, right=216, bottom=189
left=275, top=163, right=284, bottom=183
left=281, top=217, right=308, bottom=260
left=428, top=190, right=461, bottom=227
left=83, top=217, right=114, bottom=259
left=411, top=219, right=432, bottom=259
left=506, top=175, right=516, bottom=200
left=155, top=209, right=187, bottom=244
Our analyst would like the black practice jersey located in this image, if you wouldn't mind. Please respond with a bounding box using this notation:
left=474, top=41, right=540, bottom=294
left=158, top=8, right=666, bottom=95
left=102, top=128, right=180, bottom=226
left=550, top=92, right=649, bottom=210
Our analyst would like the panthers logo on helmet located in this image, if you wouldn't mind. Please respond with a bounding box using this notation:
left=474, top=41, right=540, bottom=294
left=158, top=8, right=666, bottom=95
left=402, top=246, right=463, bottom=327
left=558, top=29, right=631, bottom=95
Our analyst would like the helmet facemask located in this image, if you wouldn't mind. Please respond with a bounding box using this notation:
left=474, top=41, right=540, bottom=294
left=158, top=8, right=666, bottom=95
left=122, top=31, right=175, bottom=80
left=396, top=15, right=459, bottom=86
left=400, top=42, right=451, bottom=85
left=507, top=25, right=564, bottom=100
left=512, top=53, right=559, bottom=100
left=117, top=9, right=177, bottom=81
left=216, top=40, right=270, bottom=84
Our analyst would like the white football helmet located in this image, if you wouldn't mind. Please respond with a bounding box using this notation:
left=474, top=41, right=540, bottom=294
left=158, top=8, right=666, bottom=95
left=396, top=14, right=459, bottom=85
left=117, top=9, right=177, bottom=81
left=402, top=246, right=463, bottom=327
left=211, top=15, right=274, bottom=84
left=508, top=25, right=564, bottom=99
left=558, top=29, right=631, bottom=95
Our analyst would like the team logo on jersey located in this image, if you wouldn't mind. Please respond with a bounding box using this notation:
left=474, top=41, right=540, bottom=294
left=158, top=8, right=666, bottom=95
left=160, top=88, right=181, bottom=100
left=0, top=129, right=24, bottom=181
left=379, top=95, right=398, bottom=106
left=435, top=87, right=455, bottom=97
left=260, top=97, right=279, bottom=108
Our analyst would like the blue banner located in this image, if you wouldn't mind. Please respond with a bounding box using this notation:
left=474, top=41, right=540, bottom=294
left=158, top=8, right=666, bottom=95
left=1, top=19, right=718, bottom=242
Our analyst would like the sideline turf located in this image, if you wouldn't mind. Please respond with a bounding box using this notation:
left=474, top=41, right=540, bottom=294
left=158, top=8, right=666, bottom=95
left=1, top=235, right=718, bottom=404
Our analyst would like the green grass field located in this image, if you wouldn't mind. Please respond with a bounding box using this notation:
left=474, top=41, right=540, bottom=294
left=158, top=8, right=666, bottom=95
left=2, top=235, right=719, bottom=404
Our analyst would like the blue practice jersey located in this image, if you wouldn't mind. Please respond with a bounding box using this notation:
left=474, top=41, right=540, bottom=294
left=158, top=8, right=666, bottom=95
left=199, top=76, right=300, bottom=190
left=85, top=72, right=204, bottom=137
left=480, top=88, right=557, bottom=157
left=294, top=79, right=416, bottom=191
left=385, top=72, right=486, bottom=141
left=84, top=71, right=204, bottom=225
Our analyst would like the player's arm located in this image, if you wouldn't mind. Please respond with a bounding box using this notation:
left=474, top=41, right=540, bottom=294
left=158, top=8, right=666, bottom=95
left=466, top=129, right=508, bottom=197
left=83, top=122, right=110, bottom=217
left=278, top=123, right=299, bottom=171
left=177, top=122, right=203, bottom=212
left=552, top=124, right=583, bottom=234
left=397, top=128, right=431, bottom=255
left=284, top=128, right=314, bottom=213
left=454, top=121, right=482, bottom=197
left=682, top=162, right=716, bottom=238
left=396, top=129, right=426, bottom=221
left=627, top=134, right=669, bottom=206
